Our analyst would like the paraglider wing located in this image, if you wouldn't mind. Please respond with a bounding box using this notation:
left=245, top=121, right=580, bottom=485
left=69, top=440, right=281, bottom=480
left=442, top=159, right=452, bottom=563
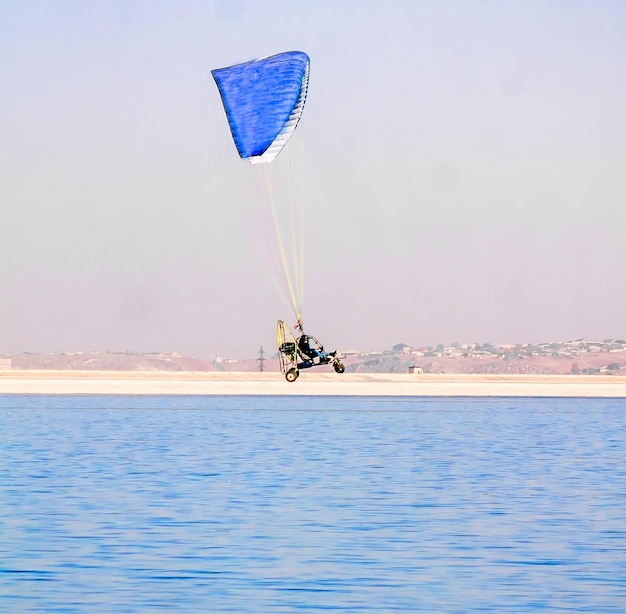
left=212, top=51, right=310, bottom=163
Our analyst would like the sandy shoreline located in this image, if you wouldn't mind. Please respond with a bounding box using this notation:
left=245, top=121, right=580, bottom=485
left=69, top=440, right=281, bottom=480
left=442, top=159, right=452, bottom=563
left=0, top=371, right=625, bottom=397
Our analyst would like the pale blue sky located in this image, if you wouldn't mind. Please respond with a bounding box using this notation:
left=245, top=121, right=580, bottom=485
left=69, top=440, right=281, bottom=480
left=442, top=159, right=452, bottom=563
left=1, top=1, right=625, bottom=357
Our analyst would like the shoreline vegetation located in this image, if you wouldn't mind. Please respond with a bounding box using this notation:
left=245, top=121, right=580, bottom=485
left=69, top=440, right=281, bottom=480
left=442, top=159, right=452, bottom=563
left=0, top=371, right=625, bottom=397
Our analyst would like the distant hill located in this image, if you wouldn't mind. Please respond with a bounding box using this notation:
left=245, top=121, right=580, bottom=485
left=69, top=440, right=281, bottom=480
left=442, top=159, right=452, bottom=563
left=7, top=352, right=216, bottom=372
left=346, top=353, right=626, bottom=376
left=3, top=345, right=625, bottom=375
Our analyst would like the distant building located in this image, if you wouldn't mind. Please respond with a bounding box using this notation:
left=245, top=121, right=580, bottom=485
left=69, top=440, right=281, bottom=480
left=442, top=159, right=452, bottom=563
left=393, top=343, right=411, bottom=353
left=408, top=365, right=423, bottom=374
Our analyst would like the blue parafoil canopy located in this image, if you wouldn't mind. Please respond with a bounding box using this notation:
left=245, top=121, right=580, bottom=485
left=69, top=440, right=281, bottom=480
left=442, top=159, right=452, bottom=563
left=212, top=51, right=310, bottom=163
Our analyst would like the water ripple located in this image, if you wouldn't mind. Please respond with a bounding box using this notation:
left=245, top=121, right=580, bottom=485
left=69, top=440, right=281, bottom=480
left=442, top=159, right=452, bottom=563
left=1, top=396, right=625, bottom=612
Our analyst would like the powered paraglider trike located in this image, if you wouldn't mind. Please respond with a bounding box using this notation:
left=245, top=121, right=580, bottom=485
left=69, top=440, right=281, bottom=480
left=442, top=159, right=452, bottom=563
left=277, top=320, right=345, bottom=382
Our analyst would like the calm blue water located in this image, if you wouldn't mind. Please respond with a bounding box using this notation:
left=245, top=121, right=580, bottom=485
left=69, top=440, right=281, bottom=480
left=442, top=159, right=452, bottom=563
left=1, top=395, right=625, bottom=613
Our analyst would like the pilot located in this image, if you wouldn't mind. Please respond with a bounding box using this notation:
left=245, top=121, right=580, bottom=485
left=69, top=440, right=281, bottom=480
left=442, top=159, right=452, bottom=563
left=297, top=334, right=325, bottom=364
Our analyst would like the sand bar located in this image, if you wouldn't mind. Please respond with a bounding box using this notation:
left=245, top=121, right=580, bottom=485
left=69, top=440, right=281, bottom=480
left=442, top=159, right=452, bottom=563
left=0, top=371, right=625, bottom=397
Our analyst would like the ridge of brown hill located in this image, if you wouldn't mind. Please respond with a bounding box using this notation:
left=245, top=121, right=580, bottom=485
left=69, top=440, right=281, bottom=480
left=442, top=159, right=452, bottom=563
left=5, top=351, right=626, bottom=375
left=9, top=353, right=216, bottom=372
left=347, top=353, right=626, bottom=375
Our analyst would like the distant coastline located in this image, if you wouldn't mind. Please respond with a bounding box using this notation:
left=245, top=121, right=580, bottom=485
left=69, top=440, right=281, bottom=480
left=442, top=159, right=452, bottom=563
left=0, top=371, right=625, bottom=397
left=2, top=337, right=626, bottom=376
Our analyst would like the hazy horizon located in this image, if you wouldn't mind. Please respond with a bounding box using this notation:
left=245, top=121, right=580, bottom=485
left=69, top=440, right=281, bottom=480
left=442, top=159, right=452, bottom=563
left=2, top=1, right=625, bottom=358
